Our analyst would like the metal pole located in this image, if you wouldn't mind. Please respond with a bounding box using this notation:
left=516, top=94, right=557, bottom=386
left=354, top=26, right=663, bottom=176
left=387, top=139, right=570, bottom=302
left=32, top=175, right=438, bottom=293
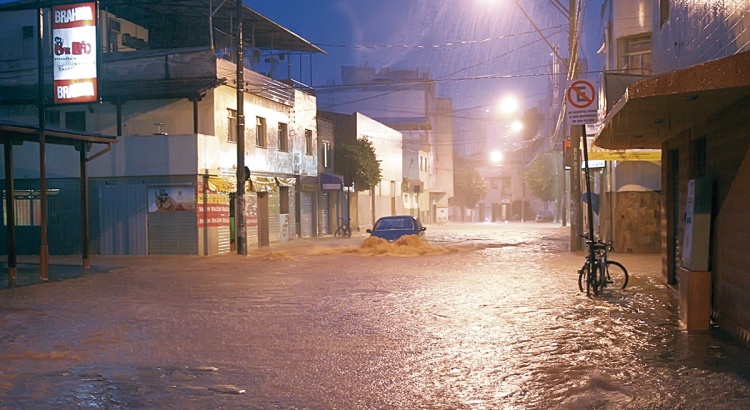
left=581, top=125, right=595, bottom=266
left=4, top=142, right=17, bottom=287
left=37, top=3, right=49, bottom=279
left=80, top=143, right=90, bottom=269
left=568, top=0, right=583, bottom=251
left=235, top=0, right=247, bottom=255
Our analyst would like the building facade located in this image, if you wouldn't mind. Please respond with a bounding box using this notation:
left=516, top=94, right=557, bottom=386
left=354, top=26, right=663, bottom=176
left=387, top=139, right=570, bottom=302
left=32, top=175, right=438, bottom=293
left=596, top=0, right=750, bottom=342
left=318, top=111, right=405, bottom=231
left=0, top=0, right=323, bottom=255
left=317, top=66, right=454, bottom=224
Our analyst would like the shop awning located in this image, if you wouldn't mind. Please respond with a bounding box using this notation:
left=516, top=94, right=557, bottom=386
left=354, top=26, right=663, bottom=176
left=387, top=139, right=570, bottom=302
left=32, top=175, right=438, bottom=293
left=587, top=149, right=662, bottom=161
left=320, top=172, right=344, bottom=191
left=275, top=177, right=296, bottom=187
left=207, top=176, right=236, bottom=193
left=595, top=51, right=750, bottom=150
left=249, top=176, right=276, bottom=193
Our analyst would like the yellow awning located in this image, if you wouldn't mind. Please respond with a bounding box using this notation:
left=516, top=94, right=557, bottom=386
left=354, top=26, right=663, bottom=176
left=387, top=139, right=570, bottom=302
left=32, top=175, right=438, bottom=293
left=249, top=176, right=277, bottom=193
left=587, top=150, right=661, bottom=161
left=207, top=176, right=236, bottom=193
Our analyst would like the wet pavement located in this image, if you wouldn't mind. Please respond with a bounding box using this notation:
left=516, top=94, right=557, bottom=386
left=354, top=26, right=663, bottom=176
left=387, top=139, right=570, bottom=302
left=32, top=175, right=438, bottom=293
left=1, top=222, right=750, bottom=409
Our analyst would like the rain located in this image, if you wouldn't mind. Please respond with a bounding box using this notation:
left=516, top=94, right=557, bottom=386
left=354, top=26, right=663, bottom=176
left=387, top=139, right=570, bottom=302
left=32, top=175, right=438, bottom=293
left=2, top=0, right=750, bottom=408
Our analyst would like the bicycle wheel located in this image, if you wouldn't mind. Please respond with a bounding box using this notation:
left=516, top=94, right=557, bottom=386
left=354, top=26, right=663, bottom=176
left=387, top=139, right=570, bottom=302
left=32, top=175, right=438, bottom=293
left=604, top=260, right=629, bottom=289
left=578, top=264, right=588, bottom=292
left=343, top=226, right=351, bottom=238
left=586, top=263, right=599, bottom=297
left=334, top=227, right=343, bottom=238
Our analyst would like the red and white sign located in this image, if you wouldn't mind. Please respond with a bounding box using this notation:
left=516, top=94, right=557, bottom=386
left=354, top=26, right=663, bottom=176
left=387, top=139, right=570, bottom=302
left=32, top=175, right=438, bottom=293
left=52, top=2, right=98, bottom=105
left=566, top=79, right=598, bottom=125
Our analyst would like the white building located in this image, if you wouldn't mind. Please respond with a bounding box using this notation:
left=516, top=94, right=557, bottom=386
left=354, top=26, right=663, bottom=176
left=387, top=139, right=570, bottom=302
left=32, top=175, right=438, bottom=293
left=0, top=0, right=324, bottom=255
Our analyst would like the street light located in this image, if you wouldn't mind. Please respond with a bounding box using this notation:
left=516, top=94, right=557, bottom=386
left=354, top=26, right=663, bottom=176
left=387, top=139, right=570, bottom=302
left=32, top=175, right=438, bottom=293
left=499, top=95, right=519, bottom=114
left=510, top=120, right=523, bottom=133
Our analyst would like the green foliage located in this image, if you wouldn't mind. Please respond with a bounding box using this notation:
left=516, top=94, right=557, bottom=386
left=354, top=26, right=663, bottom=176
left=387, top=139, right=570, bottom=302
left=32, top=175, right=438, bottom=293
left=523, top=152, right=558, bottom=203
left=454, top=168, right=488, bottom=209
left=334, top=137, right=382, bottom=192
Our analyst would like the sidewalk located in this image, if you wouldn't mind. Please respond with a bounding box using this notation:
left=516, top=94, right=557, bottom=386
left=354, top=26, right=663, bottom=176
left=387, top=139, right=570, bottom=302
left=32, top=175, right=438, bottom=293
left=0, top=233, right=367, bottom=289
left=0, top=260, right=122, bottom=288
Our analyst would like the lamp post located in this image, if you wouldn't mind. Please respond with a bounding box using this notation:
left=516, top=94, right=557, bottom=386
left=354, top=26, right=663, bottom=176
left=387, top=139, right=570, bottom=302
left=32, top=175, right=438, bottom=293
left=501, top=0, right=582, bottom=249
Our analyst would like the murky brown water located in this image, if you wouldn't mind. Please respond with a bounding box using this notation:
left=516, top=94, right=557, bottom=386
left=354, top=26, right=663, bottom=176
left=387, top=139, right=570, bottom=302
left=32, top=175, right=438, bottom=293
left=1, top=223, right=749, bottom=409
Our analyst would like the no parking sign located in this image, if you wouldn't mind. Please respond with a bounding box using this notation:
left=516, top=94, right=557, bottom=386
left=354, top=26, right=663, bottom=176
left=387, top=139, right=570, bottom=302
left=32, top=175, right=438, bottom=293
left=566, top=79, right=598, bottom=125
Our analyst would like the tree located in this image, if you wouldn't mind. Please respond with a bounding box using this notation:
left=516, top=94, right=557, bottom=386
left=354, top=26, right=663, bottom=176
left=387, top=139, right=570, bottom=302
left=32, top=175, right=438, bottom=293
left=454, top=168, right=488, bottom=220
left=334, top=137, right=382, bottom=192
left=523, top=152, right=558, bottom=205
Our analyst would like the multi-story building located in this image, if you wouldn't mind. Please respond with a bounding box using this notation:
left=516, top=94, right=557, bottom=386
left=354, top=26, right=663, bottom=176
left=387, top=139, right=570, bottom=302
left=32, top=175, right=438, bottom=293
left=317, top=66, right=454, bottom=224
left=0, top=0, right=324, bottom=255
left=595, top=0, right=750, bottom=342
left=318, top=111, right=404, bottom=231
left=592, top=0, right=662, bottom=253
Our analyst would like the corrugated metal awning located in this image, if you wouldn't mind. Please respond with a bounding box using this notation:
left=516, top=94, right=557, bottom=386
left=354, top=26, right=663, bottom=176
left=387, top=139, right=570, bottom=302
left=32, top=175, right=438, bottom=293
left=595, top=51, right=750, bottom=150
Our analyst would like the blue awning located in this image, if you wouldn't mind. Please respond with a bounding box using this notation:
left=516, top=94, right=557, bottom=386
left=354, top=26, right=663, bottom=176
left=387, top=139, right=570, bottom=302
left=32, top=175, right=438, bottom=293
left=321, top=172, right=344, bottom=191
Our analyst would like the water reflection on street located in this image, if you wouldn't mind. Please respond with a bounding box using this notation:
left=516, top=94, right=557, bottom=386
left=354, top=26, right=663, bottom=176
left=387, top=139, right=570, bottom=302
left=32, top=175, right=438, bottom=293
left=1, top=223, right=749, bottom=409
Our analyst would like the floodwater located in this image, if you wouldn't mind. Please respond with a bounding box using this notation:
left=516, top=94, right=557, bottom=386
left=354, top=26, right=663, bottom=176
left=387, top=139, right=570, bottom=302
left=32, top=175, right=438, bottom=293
left=1, top=223, right=750, bottom=409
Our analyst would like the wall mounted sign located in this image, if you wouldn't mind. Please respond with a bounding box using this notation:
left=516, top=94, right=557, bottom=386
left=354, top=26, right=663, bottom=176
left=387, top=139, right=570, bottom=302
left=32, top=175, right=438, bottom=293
left=52, top=2, right=98, bottom=104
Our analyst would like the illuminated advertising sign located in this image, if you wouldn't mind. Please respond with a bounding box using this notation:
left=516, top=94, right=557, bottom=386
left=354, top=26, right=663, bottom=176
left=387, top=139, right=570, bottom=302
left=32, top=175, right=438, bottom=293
left=52, top=2, right=97, bottom=104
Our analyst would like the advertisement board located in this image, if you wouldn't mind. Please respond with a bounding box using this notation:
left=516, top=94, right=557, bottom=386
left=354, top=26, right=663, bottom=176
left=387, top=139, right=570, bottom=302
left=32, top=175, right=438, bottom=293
left=52, top=2, right=98, bottom=104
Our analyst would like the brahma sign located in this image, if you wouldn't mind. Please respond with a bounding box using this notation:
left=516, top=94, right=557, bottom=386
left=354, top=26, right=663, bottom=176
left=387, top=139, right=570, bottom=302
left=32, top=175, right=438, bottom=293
left=52, top=2, right=98, bottom=104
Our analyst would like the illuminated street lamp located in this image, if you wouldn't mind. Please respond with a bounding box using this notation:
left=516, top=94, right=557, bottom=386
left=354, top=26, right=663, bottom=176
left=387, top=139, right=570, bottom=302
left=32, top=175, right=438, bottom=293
left=510, top=120, right=523, bottom=133
left=499, top=96, right=519, bottom=114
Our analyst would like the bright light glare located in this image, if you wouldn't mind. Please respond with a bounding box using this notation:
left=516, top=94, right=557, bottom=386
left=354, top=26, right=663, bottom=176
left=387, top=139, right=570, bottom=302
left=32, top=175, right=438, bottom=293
left=490, top=151, right=503, bottom=163
left=499, top=96, right=519, bottom=114
left=511, top=121, right=523, bottom=132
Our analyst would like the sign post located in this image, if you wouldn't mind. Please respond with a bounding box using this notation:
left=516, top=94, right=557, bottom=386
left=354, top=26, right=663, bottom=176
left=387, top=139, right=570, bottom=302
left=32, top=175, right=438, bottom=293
left=567, top=79, right=598, bottom=257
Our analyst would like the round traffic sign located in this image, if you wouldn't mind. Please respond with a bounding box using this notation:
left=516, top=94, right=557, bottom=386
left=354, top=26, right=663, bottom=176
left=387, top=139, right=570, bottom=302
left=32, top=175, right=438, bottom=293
left=567, top=80, right=596, bottom=109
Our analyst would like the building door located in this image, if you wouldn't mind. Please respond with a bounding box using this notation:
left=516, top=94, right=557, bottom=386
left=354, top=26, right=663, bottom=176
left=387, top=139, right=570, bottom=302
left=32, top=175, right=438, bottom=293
left=258, top=192, right=270, bottom=246
left=669, top=148, right=680, bottom=286
left=300, top=192, right=314, bottom=238
left=321, top=192, right=330, bottom=235
left=99, top=184, right=147, bottom=255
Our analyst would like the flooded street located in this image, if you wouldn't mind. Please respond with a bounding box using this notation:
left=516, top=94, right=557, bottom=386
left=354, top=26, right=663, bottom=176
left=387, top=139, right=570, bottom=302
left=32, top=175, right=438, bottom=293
left=1, top=223, right=750, bottom=409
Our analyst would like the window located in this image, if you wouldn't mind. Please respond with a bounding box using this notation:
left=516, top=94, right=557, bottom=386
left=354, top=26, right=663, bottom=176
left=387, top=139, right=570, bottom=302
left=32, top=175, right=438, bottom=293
left=227, top=109, right=237, bottom=143
left=305, top=129, right=313, bottom=156
left=3, top=189, right=59, bottom=226
left=321, top=141, right=331, bottom=168
left=277, top=122, right=288, bottom=151
left=65, top=111, right=86, bottom=132
left=47, top=110, right=61, bottom=127
left=659, top=0, right=670, bottom=27
left=618, top=34, right=653, bottom=75
left=256, top=116, right=266, bottom=148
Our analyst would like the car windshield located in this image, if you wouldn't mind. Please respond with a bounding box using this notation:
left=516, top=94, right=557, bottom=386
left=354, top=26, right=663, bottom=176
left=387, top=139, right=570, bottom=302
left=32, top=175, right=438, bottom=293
left=376, top=218, right=414, bottom=230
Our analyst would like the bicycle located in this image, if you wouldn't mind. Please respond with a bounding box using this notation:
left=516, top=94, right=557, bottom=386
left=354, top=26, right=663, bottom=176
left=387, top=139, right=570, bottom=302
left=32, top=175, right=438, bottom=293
left=577, top=236, right=629, bottom=297
left=334, top=217, right=352, bottom=238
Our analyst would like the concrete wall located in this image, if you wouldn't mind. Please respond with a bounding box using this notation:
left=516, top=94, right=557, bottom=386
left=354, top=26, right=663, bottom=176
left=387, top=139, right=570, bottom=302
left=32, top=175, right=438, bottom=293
left=653, top=0, right=750, bottom=74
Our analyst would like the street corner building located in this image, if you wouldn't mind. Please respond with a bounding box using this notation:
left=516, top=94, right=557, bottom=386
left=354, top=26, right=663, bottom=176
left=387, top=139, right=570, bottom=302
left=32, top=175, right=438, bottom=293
left=0, top=0, right=329, bottom=256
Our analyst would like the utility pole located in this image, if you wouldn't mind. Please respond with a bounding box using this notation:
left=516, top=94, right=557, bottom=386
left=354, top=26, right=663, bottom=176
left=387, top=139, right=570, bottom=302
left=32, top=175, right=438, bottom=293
left=235, top=0, right=247, bottom=255
left=568, top=0, right=583, bottom=251
left=37, top=3, right=49, bottom=279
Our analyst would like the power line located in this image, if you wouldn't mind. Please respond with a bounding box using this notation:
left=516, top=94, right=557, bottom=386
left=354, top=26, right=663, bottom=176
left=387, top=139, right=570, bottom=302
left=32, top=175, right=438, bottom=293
left=312, top=26, right=566, bottom=50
